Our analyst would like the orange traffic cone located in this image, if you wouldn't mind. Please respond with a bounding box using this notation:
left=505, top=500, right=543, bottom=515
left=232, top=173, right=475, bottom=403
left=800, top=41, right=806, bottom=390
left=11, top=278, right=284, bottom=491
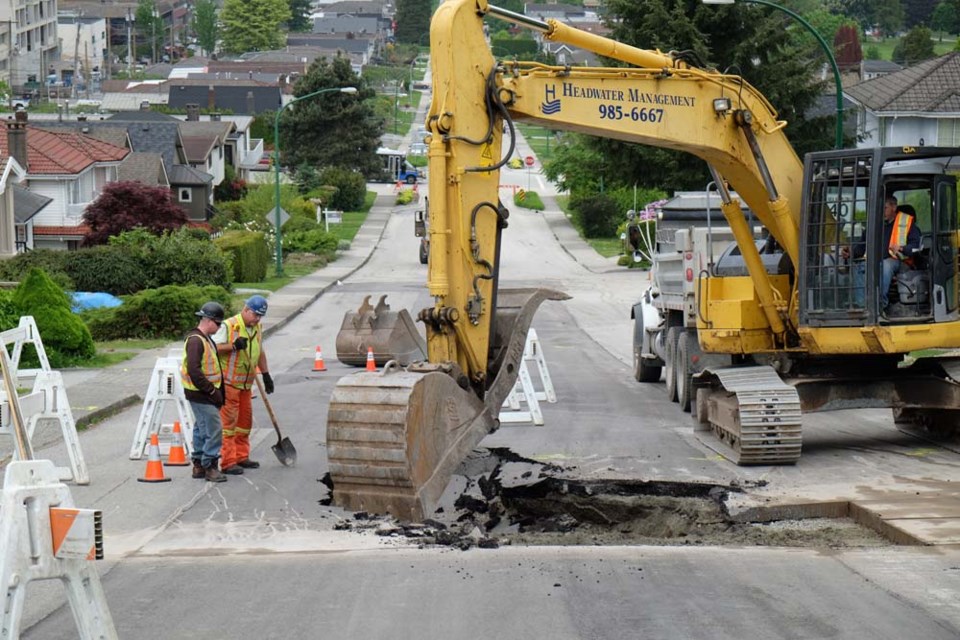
left=164, top=421, right=190, bottom=467
left=313, top=346, right=327, bottom=372
left=365, top=346, right=376, bottom=372
left=138, top=433, right=171, bottom=483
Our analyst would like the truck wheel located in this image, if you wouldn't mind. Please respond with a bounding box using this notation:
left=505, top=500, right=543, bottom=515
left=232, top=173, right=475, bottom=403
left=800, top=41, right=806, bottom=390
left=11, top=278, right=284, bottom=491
left=632, top=311, right=661, bottom=383
left=664, top=327, right=681, bottom=402
left=677, top=332, right=693, bottom=412
left=406, top=175, right=417, bottom=184
left=419, top=240, right=429, bottom=264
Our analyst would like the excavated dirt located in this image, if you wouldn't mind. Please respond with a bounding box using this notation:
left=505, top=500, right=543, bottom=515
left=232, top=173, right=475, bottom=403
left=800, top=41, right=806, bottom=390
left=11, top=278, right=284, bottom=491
left=325, top=448, right=892, bottom=550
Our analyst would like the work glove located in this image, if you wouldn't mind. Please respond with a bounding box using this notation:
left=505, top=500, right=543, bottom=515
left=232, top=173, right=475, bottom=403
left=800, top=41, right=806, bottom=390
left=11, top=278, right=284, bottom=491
left=262, top=372, right=275, bottom=394
left=210, top=387, right=224, bottom=408
left=233, top=336, right=248, bottom=352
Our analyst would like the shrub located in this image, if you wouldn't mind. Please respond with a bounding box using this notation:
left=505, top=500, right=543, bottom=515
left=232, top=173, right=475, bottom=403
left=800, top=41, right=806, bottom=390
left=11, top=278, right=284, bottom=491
left=13, top=268, right=95, bottom=366
left=0, top=289, right=21, bottom=331
left=84, top=284, right=234, bottom=340
left=319, top=166, right=366, bottom=210
left=282, top=229, right=338, bottom=257
left=571, top=193, right=621, bottom=238
left=109, top=228, right=232, bottom=290
left=214, top=231, right=269, bottom=283
left=0, top=250, right=74, bottom=289
left=396, top=189, right=414, bottom=205
left=283, top=216, right=320, bottom=233
left=62, top=245, right=149, bottom=295
left=514, top=191, right=544, bottom=210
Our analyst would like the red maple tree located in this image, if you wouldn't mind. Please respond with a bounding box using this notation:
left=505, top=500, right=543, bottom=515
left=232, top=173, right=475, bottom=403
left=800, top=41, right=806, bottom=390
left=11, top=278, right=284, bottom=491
left=82, top=181, right=189, bottom=246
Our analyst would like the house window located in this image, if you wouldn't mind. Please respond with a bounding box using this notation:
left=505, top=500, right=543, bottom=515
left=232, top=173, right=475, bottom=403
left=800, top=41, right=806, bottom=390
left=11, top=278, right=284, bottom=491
left=179, top=188, right=192, bottom=203
left=938, top=119, right=960, bottom=146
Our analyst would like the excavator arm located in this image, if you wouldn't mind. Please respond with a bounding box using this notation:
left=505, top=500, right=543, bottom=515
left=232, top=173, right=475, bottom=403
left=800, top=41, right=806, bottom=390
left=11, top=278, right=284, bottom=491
left=327, top=0, right=812, bottom=520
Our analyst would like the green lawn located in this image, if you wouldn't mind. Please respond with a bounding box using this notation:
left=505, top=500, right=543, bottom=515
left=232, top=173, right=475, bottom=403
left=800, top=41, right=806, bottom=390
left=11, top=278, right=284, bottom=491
left=864, top=35, right=957, bottom=61
left=515, top=124, right=557, bottom=163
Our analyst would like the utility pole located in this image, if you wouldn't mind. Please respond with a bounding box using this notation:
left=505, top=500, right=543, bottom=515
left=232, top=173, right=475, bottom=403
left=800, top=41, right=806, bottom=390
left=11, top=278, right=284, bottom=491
left=126, top=8, right=133, bottom=76
left=72, top=11, right=82, bottom=99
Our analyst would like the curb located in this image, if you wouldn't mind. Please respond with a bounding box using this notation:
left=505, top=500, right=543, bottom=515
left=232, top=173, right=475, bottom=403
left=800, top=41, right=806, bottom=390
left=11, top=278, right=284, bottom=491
left=75, top=394, right=142, bottom=430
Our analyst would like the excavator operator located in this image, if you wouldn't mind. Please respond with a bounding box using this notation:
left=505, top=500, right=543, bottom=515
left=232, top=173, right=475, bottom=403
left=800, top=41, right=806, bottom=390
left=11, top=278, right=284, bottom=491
left=843, top=196, right=921, bottom=310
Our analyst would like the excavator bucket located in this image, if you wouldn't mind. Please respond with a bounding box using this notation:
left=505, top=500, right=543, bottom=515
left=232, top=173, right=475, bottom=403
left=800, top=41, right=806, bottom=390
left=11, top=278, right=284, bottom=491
left=335, top=295, right=427, bottom=367
left=327, top=287, right=569, bottom=521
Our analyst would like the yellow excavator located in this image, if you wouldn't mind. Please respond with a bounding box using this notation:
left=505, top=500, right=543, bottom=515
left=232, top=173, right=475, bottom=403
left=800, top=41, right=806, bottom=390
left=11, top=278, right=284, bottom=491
left=327, top=0, right=960, bottom=521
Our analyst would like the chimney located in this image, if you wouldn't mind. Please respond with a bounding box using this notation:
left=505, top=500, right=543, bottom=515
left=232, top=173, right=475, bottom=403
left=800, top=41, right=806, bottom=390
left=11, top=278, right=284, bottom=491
left=186, top=103, right=200, bottom=121
left=246, top=91, right=255, bottom=115
left=7, top=111, right=28, bottom=171
left=140, top=101, right=151, bottom=111
left=207, top=85, right=215, bottom=110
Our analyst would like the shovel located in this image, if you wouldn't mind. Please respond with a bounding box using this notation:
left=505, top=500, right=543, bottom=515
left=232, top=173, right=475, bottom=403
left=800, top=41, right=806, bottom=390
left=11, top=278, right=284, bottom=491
left=255, top=375, right=297, bottom=466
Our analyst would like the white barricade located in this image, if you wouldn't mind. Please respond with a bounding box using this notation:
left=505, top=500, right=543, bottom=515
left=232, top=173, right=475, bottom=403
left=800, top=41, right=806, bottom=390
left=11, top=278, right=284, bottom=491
left=0, top=460, right=117, bottom=639
left=129, top=352, right=195, bottom=460
left=0, top=316, right=89, bottom=484
left=499, top=329, right=557, bottom=426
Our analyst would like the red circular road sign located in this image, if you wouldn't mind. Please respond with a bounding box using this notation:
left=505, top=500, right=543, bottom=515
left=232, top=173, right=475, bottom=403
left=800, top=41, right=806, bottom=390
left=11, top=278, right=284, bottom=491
left=524, top=155, right=535, bottom=167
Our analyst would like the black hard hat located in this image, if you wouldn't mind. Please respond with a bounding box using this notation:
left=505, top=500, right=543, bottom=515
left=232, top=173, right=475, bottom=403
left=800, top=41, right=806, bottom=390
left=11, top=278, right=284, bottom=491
left=195, top=301, right=225, bottom=323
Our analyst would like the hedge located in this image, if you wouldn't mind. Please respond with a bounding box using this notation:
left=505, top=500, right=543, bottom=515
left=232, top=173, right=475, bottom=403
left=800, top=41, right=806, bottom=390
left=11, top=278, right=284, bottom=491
left=214, top=230, right=268, bottom=283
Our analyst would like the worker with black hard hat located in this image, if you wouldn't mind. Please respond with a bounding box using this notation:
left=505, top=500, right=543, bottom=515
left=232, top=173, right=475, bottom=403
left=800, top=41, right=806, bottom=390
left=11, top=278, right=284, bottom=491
left=180, top=301, right=227, bottom=482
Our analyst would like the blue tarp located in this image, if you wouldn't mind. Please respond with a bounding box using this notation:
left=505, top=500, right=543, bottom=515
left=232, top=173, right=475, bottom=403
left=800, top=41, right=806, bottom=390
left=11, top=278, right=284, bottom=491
left=71, top=292, right=123, bottom=313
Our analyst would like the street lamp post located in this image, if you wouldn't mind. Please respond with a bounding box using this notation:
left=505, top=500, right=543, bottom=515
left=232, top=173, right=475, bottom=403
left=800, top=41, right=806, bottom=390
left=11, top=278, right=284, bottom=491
left=151, top=8, right=159, bottom=64
left=273, top=86, right=358, bottom=275
left=702, top=0, right=844, bottom=149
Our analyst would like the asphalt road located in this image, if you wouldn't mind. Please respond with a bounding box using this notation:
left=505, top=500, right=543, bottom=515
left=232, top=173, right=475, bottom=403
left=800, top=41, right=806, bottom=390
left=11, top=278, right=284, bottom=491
left=20, top=179, right=960, bottom=637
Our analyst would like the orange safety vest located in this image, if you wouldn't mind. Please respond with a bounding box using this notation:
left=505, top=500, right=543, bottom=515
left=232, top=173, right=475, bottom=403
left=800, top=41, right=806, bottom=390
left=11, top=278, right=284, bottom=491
left=218, top=314, right=262, bottom=389
left=180, top=333, right=222, bottom=391
left=889, top=211, right=915, bottom=266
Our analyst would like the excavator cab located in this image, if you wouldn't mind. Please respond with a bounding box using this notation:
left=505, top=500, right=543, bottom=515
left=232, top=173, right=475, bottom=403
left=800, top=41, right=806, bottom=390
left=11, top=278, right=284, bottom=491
left=799, top=147, right=959, bottom=328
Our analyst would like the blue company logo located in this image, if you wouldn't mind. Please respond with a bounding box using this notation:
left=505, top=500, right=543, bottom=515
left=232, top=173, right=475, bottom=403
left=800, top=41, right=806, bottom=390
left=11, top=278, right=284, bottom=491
left=541, top=84, right=561, bottom=115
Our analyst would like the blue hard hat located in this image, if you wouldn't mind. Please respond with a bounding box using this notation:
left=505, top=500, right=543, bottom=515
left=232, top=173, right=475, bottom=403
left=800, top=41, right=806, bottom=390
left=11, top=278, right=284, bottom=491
left=245, top=295, right=268, bottom=316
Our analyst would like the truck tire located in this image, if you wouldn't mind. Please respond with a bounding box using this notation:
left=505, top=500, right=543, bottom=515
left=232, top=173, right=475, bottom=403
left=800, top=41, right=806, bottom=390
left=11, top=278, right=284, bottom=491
left=419, top=240, right=429, bottom=264
left=633, top=311, right=662, bottom=383
left=406, top=175, right=417, bottom=184
left=664, top=327, right=681, bottom=402
left=676, top=331, right=694, bottom=412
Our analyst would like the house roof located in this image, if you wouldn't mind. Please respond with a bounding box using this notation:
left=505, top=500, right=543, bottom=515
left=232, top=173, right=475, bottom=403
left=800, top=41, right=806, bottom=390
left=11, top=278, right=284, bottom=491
left=284, top=35, right=373, bottom=53
left=169, top=164, right=214, bottom=185
left=845, top=52, right=960, bottom=113
left=862, top=59, right=903, bottom=74
left=167, top=85, right=283, bottom=114
left=321, top=1, right=388, bottom=15
left=180, top=136, right=217, bottom=164
left=179, top=121, right=234, bottom=142
left=118, top=152, right=169, bottom=186
left=12, top=185, right=52, bottom=224
left=0, top=126, right=130, bottom=175
left=33, top=225, right=89, bottom=238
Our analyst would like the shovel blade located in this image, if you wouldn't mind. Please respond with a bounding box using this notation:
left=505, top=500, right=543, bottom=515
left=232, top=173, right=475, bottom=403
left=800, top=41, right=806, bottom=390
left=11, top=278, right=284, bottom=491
left=272, top=437, right=297, bottom=466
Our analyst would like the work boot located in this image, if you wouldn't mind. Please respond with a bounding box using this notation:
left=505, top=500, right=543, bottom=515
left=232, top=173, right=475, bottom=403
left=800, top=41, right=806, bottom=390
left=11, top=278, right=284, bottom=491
left=237, top=459, right=260, bottom=469
left=192, top=461, right=205, bottom=479
left=205, top=466, right=227, bottom=483
left=222, top=465, right=244, bottom=475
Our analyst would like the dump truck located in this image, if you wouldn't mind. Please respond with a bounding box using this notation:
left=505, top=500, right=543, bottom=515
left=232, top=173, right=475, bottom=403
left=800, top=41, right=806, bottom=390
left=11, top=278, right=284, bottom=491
left=326, top=0, right=960, bottom=521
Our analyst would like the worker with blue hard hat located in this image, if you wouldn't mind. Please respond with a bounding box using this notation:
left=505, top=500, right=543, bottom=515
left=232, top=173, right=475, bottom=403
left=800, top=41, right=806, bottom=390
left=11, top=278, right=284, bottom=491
left=212, top=294, right=273, bottom=474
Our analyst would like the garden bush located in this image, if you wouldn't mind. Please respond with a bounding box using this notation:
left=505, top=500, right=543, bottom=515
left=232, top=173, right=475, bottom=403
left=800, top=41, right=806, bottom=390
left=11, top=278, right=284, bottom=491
left=62, top=245, right=149, bottom=295
left=319, top=167, right=366, bottom=211
left=0, top=250, right=74, bottom=290
left=282, top=229, right=338, bottom=257
left=571, top=193, right=621, bottom=238
left=214, top=231, right=268, bottom=283
left=110, top=229, right=232, bottom=290
left=282, top=215, right=320, bottom=233
left=13, top=269, right=95, bottom=367
left=83, top=284, right=234, bottom=341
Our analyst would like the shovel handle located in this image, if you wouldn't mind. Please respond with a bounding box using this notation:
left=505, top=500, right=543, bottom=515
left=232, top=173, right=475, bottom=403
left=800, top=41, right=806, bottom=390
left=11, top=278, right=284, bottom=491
left=254, top=375, right=283, bottom=438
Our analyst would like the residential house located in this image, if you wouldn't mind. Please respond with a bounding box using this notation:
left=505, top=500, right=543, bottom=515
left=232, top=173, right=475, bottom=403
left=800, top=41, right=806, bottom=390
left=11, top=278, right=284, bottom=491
left=0, top=111, right=129, bottom=250
left=0, top=155, right=26, bottom=255
left=320, top=1, right=391, bottom=18
left=173, top=106, right=263, bottom=183
left=312, top=15, right=383, bottom=36
left=861, top=59, right=903, bottom=82
left=844, top=52, right=960, bottom=148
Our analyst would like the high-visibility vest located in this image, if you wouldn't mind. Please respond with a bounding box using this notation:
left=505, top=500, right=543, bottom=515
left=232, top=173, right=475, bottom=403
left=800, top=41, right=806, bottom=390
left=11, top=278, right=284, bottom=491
left=219, top=314, right=261, bottom=389
left=889, top=212, right=915, bottom=266
left=181, top=333, right=222, bottom=391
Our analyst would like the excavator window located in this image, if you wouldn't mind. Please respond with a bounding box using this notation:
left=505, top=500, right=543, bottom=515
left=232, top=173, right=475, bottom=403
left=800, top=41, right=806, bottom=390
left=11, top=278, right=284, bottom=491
left=801, top=153, right=872, bottom=323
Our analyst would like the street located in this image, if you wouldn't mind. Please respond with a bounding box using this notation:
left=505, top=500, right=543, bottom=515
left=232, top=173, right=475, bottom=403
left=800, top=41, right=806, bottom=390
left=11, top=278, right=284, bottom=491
left=20, top=173, right=960, bottom=638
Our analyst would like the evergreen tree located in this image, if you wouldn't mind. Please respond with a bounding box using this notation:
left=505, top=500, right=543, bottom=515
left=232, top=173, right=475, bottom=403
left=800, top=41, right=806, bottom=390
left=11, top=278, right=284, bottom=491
left=191, top=0, right=219, bottom=57
left=288, top=0, right=313, bottom=32
left=876, top=0, right=905, bottom=37
left=220, top=0, right=291, bottom=54
left=279, top=56, right=385, bottom=177
left=892, top=25, right=937, bottom=64
left=902, top=0, right=938, bottom=28
left=394, top=0, right=432, bottom=44
left=931, top=1, right=960, bottom=38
